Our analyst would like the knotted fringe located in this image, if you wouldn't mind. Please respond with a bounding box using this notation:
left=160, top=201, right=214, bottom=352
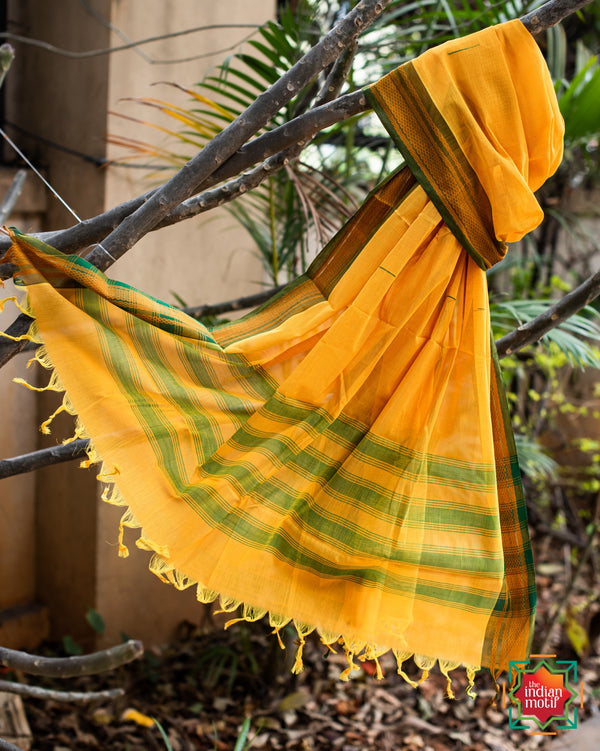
left=3, top=293, right=481, bottom=698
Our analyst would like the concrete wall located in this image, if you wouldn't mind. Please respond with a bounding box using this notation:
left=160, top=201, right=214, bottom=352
left=1, top=0, right=273, bottom=649
left=0, top=169, right=48, bottom=649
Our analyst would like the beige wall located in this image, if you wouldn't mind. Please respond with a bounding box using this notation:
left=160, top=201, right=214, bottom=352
left=0, top=169, right=48, bottom=648
left=1, top=0, right=274, bottom=648
left=105, top=0, right=270, bottom=304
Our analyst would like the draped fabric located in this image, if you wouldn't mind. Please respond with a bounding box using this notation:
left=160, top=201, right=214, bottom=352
left=1, top=19, right=563, bottom=691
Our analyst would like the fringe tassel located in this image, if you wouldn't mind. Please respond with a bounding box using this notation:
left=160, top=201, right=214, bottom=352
left=339, top=642, right=359, bottom=681
left=0, top=295, right=36, bottom=342
left=393, top=650, right=418, bottom=688
left=466, top=666, right=478, bottom=699
left=272, top=626, right=286, bottom=650
left=291, top=633, right=306, bottom=674
left=439, top=659, right=460, bottom=699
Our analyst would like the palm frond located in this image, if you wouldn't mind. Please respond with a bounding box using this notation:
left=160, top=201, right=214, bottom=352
left=514, top=433, right=559, bottom=482
left=491, top=299, right=600, bottom=368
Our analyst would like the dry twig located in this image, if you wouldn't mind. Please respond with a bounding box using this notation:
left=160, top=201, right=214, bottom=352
left=0, top=681, right=123, bottom=704
left=0, top=640, right=143, bottom=678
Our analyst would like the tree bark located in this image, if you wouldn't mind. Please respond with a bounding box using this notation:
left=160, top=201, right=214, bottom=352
left=0, top=640, right=143, bottom=678
left=0, top=680, right=123, bottom=703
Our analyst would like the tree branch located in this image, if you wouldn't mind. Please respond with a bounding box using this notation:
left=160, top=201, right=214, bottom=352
left=0, top=640, right=143, bottom=678
left=0, top=438, right=89, bottom=479
left=0, top=739, right=23, bottom=751
left=520, top=0, right=595, bottom=35
left=0, top=24, right=261, bottom=61
left=184, top=285, right=287, bottom=319
left=495, top=267, right=600, bottom=357
left=0, top=90, right=366, bottom=266
left=0, top=680, right=123, bottom=703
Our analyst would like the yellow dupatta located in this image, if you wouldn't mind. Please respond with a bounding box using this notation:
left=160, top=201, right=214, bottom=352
left=1, top=20, right=563, bottom=693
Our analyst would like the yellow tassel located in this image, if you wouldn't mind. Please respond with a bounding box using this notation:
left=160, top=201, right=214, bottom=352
left=393, top=650, right=418, bottom=688
left=320, top=638, right=337, bottom=655
left=196, top=586, right=219, bottom=604
left=40, top=402, right=68, bottom=434
left=0, top=295, right=31, bottom=318
left=272, top=626, right=286, bottom=650
left=101, top=486, right=118, bottom=504
left=242, top=604, right=266, bottom=622
left=0, top=297, right=35, bottom=340
left=13, top=370, right=62, bottom=392
left=439, top=660, right=459, bottom=700
left=269, top=613, right=292, bottom=634
left=63, top=423, right=86, bottom=445
left=466, top=666, right=478, bottom=699
left=96, top=465, right=121, bottom=481
left=0, top=329, right=33, bottom=342
left=291, top=634, right=305, bottom=674
left=214, top=595, right=241, bottom=615
left=224, top=617, right=246, bottom=630
left=340, top=643, right=358, bottom=681
left=117, top=522, right=129, bottom=558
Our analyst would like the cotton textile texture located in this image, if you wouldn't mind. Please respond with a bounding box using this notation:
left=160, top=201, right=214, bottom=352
left=2, top=20, right=563, bottom=692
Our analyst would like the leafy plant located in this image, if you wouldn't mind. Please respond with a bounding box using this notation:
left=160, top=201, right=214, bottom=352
left=491, top=299, right=600, bottom=368
left=86, top=607, right=106, bottom=636
left=154, top=718, right=174, bottom=751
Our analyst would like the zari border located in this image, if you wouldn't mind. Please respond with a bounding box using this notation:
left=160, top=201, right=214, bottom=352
left=365, top=65, right=506, bottom=271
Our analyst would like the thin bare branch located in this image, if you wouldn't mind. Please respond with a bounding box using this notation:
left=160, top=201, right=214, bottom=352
left=0, top=738, right=23, bottom=751
left=0, top=640, right=143, bottom=678
left=317, top=39, right=359, bottom=105
left=0, top=24, right=261, bottom=61
left=0, top=170, right=27, bottom=224
left=0, top=438, right=89, bottom=479
left=0, top=680, right=123, bottom=703
left=496, top=267, right=600, bottom=357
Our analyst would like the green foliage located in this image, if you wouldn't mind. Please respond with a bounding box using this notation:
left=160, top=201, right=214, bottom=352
left=233, top=718, right=252, bottom=751
left=355, top=0, right=540, bottom=75
left=62, top=634, right=83, bottom=656
left=154, top=718, right=174, bottom=751
left=86, top=607, right=106, bottom=636
left=513, top=432, right=558, bottom=483
left=558, top=44, right=600, bottom=143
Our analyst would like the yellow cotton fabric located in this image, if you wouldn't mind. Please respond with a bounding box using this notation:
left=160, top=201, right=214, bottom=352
left=1, top=20, right=563, bottom=689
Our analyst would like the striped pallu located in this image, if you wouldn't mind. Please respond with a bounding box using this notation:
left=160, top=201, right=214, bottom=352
left=2, top=20, right=563, bottom=691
